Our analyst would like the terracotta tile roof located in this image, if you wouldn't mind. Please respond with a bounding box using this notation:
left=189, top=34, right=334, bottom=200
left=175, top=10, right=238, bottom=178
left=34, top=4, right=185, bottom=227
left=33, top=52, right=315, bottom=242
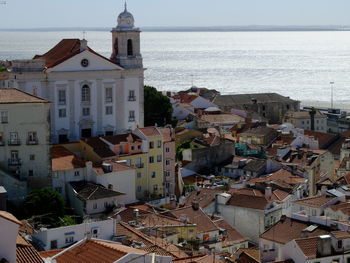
left=260, top=217, right=329, bottom=244
left=92, top=160, right=134, bottom=175
left=39, top=249, right=63, bottom=258
left=174, top=255, right=226, bottom=263
left=16, top=235, right=44, bottom=263
left=173, top=94, right=199, bottom=104
left=116, top=222, right=188, bottom=258
left=111, top=206, right=152, bottom=222
left=157, top=127, right=174, bottom=142
left=215, top=219, right=247, bottom=246
left=51, top=238, right=146, bottom=263
left=70, top=181, right=124, bottom=200
left=168, top=206, right=219, bottom=233
left=248, top=169, right=305, bottom=187
left=199, top=113, right=245, bottom=124
left=229, top=188, right=264, bottom=197
left=138, top=127, right=161, bottom=137
left=139, top=213, right=187, bottom=228
left=236, top=248, right=260, bottom=262
left=82, top=137, right=116, bottom=158
left=239, top=126, right=277, bottom=137
left=0, top=88, right=49, bottom=104
left=293, top=195, right=335, bottom=208
left=51, top=146, right=85, bottom=172
left=228, top=194, right=269, bottom=210
left=183, top=188, right=223, bottom=208
left=303, top=130, right=338, bottom=149
left=34, top=39, right=115, bottom=68
left=328, top=202, right=350, bottom=216
left=331, top=230, right=350, bottom=239
left=294, top=237, right=318, bottom=259
left=103, top=133, right=142, bottom=145
left=0, top=210, right=22, bottom=225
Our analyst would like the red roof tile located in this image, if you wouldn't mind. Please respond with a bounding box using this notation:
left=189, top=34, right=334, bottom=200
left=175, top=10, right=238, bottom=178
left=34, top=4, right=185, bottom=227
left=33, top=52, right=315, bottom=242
left=51, top=146, right=85, bottom=172
left=294, top=237, right=318, bottom=259
left=293, top=195, right=335, bottom=208
left=0, top=211, right=22, bottom=225
left=138, top=127, right=161, bottom=137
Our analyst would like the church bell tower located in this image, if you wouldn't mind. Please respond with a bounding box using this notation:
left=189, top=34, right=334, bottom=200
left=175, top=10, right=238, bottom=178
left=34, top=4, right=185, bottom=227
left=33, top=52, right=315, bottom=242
left=111, top=3, right=143, bottom=69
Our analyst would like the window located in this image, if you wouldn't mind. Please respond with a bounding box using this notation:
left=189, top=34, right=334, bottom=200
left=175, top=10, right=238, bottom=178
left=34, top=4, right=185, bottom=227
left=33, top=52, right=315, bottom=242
left=28, top=131, right=38, bottom=144
left=137, top=186, right=142, bottom=192
left=0, top=132, right=4, bottom=145
left=138, top=145, right=141, bottom=150
left=0, top=111, right=8, bottom=123
left=153, top=184, right=158, bottom=192
left=128, top=90, right=136, bottom=101
left=131, top=146, right=135, bottom=151
left=93, top=203, right=97, bottom=209
left=166, top=147, right=170, bottom=153
left=82, top=107, right=90, bottom=116
left=149, top=141, right=154, bottom=149
left=157, top=140, right=162, bottom=148
left=312, top=209, right=316, bottom=216
left=151, top=171, right=156, bottom=178
left=81, top=84, right=90, bottom=102
left=74, top=171, right=80, bottom=176
left=129, top=110, right=135, bottom=122
left=50, top=240, right=58, bottom=249
left=165, top=159, right=170, bottom=166
left=58, top=89, right=66, bottom=105
left=105, top=87, right=113, bottom=102
left=137, top=172, right=141, bottom=178
left=29, top=154, right=35, bottom=161
left=149, top=156, right=154, bottom=163
left=157, top=155, right=162, bottom=162
left=164, top=171, right=171, bottom=177
left=105, top=106, right=113, bottom=115
left=9, top=132, right=19, bottom=145
left=59, top=108, right=66, bottom=118
left=166, top=182, right=170, bottom=188
left=28, top=170, right=34, bottom=176
left=65, top=236, right=74, bottom=244
left=338, top=240, right=343, bottom=249
left=127, top=39, right=133, bottom=56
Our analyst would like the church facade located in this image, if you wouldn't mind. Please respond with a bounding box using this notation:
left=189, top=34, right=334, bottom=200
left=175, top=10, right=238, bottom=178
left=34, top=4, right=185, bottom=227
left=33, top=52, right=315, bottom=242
left=7, top=5, right=144, bottom=143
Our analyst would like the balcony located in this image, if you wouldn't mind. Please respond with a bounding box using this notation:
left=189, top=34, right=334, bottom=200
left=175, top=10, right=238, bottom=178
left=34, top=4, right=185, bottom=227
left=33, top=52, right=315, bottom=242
left=58, top=100, right=66, bottom=106
left=128, top=96, right=136, bottom=101
left=128, top=117, right=135, bottom=122
left=27, top=139, right=39, bottom=145
left=8, top=139, right=21, bottom=146
left=8, top=158, right=22, bottom=166
left=135, top=163, right=144, bottom=169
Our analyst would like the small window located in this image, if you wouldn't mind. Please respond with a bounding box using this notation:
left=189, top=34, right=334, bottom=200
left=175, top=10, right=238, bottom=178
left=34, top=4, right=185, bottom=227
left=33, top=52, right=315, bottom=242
left=153, top=184, right=158, bottom=192
left=151, top=171, right=156, bottom=178
left=28, top=170, right=34, bottom=176
left=50, top=240, right=58, bottom=249
left=127, top=39, right=133, bottom=56
left=29, top=154, right=35, bottom=161
left=157, top=155, right=162, bottom=162
left=157, top=140, right=162, bottom=148
left=59, top=109, right=66, bottom=118
left=74, top=171, right=80, bottom=176
left=128, top=110, right=135, bottom=122
left=137, top=172, right=141, bottom=178
left=58, top=89, right=66, bottom=105
left=149, top=141, right=154, bottom=149
left=131, top=146, right=135, bottom=151
left=165, top=159, right=170, bottom=165
left=105, top=87, right=113, bottom=103
left=65, top=236, right=74, bottom=244
left=338, top=240, right=343, bottom=249
left=82, top=107, right=90, bottom=116
left=166, top=147, right=170, bottom=153
left=137, top=186, right=142, bottom=192
left=1, top=111, right=8, bottom=123
left=149, top=156, right=154, bottom=163
left=128, top=90, right=136, bottom=101
left=105, top=106, right=113, bottom=115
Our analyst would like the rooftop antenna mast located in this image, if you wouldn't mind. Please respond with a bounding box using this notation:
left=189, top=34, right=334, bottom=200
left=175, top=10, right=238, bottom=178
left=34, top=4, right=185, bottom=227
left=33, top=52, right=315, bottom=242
left=330, top=81, right=335, bottom=109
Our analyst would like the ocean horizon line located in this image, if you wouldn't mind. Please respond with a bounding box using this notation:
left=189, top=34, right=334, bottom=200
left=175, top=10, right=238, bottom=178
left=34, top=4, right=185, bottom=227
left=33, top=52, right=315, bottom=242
left=1, top=25, right=350, bottom=32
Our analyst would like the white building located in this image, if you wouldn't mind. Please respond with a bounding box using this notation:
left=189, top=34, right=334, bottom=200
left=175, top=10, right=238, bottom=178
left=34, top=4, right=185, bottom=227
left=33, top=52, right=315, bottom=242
left=32, top=218, right=116, bottom=251
left=7, top=4, right=144, bottom=143
left=284, top=110, right=327, bottom=132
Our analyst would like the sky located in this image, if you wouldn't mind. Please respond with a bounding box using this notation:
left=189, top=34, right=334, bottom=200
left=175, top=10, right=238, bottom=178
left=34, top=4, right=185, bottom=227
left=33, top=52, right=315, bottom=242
left=0, top=0, right=350, bottom=28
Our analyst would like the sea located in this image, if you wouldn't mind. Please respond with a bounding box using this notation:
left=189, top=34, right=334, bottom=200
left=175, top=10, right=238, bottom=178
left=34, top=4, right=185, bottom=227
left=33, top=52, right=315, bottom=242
left=1, top=30, right=350, bottom=108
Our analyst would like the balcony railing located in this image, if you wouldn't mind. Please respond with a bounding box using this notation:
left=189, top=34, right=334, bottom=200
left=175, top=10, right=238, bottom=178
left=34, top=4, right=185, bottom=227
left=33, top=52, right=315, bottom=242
left=128, top=117, right=135, bottom=122
left=135, top=163, right=144, bottom=168
left=128, top=96, right=136, bottom=101
left=8, top=158, right=22, bottom=166
left=27, top=139, right=39, bottom=145
left=8, top=139, right=21, bottom=146
left=58, top=100, right=66, bottom=105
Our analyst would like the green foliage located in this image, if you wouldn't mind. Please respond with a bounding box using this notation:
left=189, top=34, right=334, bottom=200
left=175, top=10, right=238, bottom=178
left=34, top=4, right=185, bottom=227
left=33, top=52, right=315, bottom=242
left=0, top=65, right=7, bottom=72
left=58, top=215, right=77, bottom=227
left=176, top=140, right=192, bottom=161
left=24, top=188, right=65, bottom=222
left=144, top=85, right=173, bottom=127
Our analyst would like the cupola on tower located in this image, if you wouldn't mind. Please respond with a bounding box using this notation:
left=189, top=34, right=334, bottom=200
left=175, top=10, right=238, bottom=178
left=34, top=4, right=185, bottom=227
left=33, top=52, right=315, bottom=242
left=111, top=3, right=143, bottom=69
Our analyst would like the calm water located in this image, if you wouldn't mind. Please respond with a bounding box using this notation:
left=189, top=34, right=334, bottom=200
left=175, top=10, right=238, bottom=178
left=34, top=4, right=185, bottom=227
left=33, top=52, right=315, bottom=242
left=1, top=31, right=350, bottom=107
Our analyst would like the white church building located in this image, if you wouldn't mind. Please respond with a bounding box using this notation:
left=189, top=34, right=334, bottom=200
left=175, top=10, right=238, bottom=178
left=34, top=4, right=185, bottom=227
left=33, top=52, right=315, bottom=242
left=7, top=4, right=144, bottom=143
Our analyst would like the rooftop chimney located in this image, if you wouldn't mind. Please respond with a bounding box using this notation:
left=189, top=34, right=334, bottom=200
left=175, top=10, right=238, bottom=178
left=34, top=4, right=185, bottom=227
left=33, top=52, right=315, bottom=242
left=80, top=39, right=88, bottom=52
left=317, top=235, right=332, bottom=257
left=265, top=186, right=272, bottom=200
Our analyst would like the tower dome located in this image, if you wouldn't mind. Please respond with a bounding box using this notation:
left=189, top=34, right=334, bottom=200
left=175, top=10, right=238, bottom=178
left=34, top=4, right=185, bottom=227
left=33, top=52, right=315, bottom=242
left=117, top=2, right=135, bottom=30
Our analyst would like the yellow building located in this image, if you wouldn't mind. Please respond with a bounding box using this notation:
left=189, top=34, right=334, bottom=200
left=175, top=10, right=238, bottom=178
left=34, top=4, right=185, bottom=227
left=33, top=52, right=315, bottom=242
left=79, top=128, right=165, bottom=200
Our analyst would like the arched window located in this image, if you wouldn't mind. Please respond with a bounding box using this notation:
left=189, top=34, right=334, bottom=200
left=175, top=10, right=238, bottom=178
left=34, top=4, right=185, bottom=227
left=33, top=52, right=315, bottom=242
left=81, top=84, right=90, bottom=102
left=127, top=39, right=133, bottom=56
left=114, top=38, right=118, bottom=55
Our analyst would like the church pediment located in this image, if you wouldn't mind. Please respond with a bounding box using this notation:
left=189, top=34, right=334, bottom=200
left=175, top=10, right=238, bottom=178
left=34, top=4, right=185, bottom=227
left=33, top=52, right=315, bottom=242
left=48, top=50, right=124, bottom=73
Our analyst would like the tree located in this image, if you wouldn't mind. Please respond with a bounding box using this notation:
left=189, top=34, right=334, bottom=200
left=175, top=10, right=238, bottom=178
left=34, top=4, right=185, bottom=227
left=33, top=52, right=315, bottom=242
left=24, top=188, right=65, bottom=222
left=0, top=65, right=6, bottom=72
left=144, top=85, right=174, bottom=127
